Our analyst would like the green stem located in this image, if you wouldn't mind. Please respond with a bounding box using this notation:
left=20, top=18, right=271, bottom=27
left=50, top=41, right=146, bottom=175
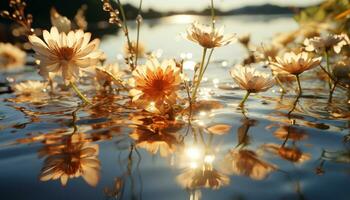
left=324, top=50, right=332, bottom=89
left=191, top=47, right=207, bottom=102
left=239, top=91, right=250, bottom=107
left=70, top=82, right=91, bottom=104
left=295, top=75, right=302, bottom=96
left=201, top=48, right=214, bottom=78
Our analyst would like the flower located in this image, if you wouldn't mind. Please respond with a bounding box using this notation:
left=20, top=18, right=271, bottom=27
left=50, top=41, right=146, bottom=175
left=177, top=167, right=229, bottom=190
left=273, top=31, right=297, bottom=46
left=238, top=33, right=250, bottom=47
left=230, top=65, right=275, bottom=93
left=28, top=26, right=103, bottom=84
left=129, top=58, right=181, bottom=113
left=221, top=149, right=277, bottom=180
left=95, top=63, right=124, bottom=87
left=304, top=33, right=350, bottom=54
left=50, top=7, right=71, bottom=33
left=13, top=80, right=48, bottom=96
left=186, top=22, right=235, bottom=48
left=0, top=43, right=26, bottom=70
left=123, top=41, right=145, bottom=58
left=256, top=43, right=281, bottom=62
left=39, top=133, right=100, bottom=186
left=269, top=51, right=322, bottom=75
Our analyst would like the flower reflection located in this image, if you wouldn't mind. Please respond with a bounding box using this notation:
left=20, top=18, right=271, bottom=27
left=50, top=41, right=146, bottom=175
left=129, top=114, right=183, bottom=157
left=177, top=166, right=229, bottom=190
left=273, top=126, right=308, bottom=141
left=262, top=144, right=310, bottom=163
left=39, top=133, right=100, bottom=186
left=221, top=149, right=277, bottom=180
left=177, top=142, right=229, bottom=190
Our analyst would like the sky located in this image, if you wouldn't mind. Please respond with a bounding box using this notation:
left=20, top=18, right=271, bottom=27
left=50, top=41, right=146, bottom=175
left=123, top=0, right=325, bottom=11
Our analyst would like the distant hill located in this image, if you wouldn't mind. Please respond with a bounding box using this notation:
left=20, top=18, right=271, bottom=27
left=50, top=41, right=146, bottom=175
left=0, top=0, right=305, bottom=42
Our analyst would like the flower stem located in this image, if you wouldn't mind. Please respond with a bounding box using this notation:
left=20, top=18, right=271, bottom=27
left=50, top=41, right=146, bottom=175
left=324, top=50, right=332, bottom=89
left=239, top=91, right=250, bottom=107
left=295, top=75, right=302, bottom=96
left=275, top=76, right=286, bottom=93
left=191, top=47, right=207, bottom=102
left=70, top=82, right=91, bottom=104
left=210, top=0, right=215, bottom=29
left=135, top=0, right=143, bottom=66
left=328, top=80, right=338, bottom=103
left=117, top=0, right=134, bottom=69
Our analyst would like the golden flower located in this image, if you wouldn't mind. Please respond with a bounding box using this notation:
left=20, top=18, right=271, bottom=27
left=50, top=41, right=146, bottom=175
left=129, top=58, right=181, bottom=113
left=262, top=144, right=311, bottom=163
left=13, top=80, right=48, bottom=96
left=95, top=63, right=124, bottom=87
left=0, top=43, right=26, bottom=70
left=39, top=134, right=100, bottom=187
left=230, top=65, right=275, bottom=93
left=186, top=22, right=235, bottom=49
left=269, top=51, right=322, bottom=75
left=221, top=149, right=277, bottom=180
left=273, top=31, right=297, bottom=46
left=177, top=167, right=229, bottom=190
left=304, top=33, right=350, bottom=54
left=238, top=33, right=250, bottom=47
left=256, top=43, right=281, bottom=62
left=123, top=41, right=146, bottom=58
left=29, top=26, right=103, bottom=84
left=50, top=7, right=71, bottom=33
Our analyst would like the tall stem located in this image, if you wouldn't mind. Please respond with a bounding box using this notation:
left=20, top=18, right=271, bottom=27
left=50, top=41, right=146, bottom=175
left=210, top=0, right=215, bottom=28
left=191, top=48, right=207, bottom=102
left=135, top=0, right=143, bottom=66
left=295, top=75, right=302, bottom=96
left=70, top=82, right=91, bottom=104
left=324, top=50, right=332, bottom=89
left=328, top=81, right=338, bottom=103
left=239, top=91, right=251, bottom=107
left=117, top=0, right=134, bottom=68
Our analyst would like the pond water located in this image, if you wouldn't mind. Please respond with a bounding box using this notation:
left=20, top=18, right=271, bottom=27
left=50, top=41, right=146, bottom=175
left=1, top=15, right=350, bottom=200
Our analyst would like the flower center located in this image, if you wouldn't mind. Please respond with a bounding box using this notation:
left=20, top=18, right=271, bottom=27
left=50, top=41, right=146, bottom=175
left=152, top=79, right=167, bottom=91
left=0, top=52, right=16, bottom=66
left=59, top=47, right=74, bottom=61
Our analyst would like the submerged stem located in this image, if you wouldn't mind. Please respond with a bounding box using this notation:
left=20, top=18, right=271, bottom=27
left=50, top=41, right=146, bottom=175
left=70, top=82, right=91, bottom=104
left=239, top=91, right=251, bottom=107
left=328, top=80, right=338, bottom=103
left=295, top=75, right=302, bottom=96
left=191, top=47, right=207, bottom=102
